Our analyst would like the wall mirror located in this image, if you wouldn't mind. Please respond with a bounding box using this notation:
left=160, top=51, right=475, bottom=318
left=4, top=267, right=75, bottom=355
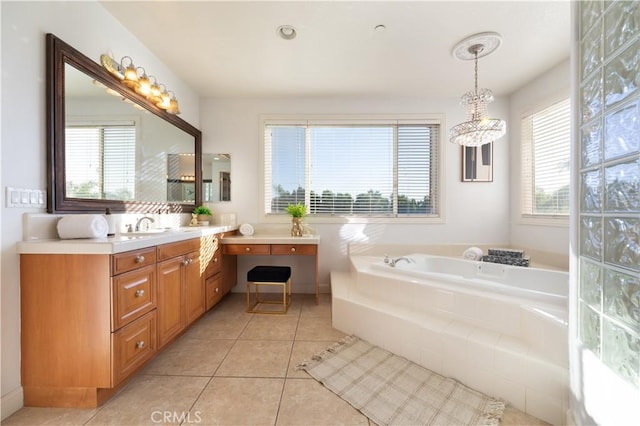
left=202, top=153, right=231, bottom=202
left=47, top=33, right=202, bottom=213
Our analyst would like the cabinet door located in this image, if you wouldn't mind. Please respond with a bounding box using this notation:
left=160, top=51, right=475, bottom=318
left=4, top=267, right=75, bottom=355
left=184, top=252, right=205, bottom=325
left=157, top=257, right=184, bottom=348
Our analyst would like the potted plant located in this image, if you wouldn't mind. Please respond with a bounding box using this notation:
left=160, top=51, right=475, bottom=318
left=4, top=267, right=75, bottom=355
left=193, top=205, right=212, bottom=225
left=286, top=203, right=307, bottom=236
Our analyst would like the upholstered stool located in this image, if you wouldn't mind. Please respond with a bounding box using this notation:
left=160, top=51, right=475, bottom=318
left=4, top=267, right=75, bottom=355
left=246, top=266, right=292, bottom=314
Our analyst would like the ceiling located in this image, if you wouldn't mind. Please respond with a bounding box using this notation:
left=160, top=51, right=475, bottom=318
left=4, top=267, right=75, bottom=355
left=100, top=1, right=571, bottom=99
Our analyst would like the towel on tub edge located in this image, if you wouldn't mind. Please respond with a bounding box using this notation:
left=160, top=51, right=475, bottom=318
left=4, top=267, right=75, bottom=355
left=57, top=214, right=109, bottom=239
left=463, top=246, right=484, bottom=261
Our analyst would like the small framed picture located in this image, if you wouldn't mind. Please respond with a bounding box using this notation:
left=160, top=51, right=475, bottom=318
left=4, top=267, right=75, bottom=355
left=182, top=183, right=196, bottom=201
left=462, top=143, right=493, bottom=182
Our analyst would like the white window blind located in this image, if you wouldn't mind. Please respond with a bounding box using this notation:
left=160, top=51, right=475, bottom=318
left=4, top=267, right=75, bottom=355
left=521, top=98, right=571, bottom=217
left=264, top=120, right=440, bottom=217
left=65, top=123, right=136, bottom=200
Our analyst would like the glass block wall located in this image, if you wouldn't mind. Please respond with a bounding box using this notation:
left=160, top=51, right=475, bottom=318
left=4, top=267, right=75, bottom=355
left=578, top=0, right=639, bottom=389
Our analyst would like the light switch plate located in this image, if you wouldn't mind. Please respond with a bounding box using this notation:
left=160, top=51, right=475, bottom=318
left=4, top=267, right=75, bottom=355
left=5, top=187, right=46, bottom=208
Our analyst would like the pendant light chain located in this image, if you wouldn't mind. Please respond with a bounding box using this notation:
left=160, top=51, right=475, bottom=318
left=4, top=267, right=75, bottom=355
left=474, top=50, right=479, bottom=96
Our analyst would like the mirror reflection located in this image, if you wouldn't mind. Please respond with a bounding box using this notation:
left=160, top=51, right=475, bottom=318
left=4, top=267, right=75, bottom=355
left=47, top=33, right=202, bottom=213
left=65, top=64, right=195, bottom=204
left=202, top=153, right=231, bottom=202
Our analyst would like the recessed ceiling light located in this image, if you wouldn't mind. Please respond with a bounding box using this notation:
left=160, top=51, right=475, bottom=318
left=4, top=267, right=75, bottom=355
left=277, top=25, right=297, bottom=40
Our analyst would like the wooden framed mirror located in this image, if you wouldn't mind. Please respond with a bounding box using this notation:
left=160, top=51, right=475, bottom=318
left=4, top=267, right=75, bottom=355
left=46, top=33, right=202, bottom=213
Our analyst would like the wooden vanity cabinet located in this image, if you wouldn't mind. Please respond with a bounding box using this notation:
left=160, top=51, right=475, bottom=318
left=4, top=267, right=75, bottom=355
left=20, top=233, right=237, bottom=408
left=20, top=248, right=158, bottom=408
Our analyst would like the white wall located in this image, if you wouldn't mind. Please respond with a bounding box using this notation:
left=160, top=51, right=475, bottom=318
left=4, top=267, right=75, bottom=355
left=509, top=59, right=571, bottom=261
left=0, top=1, right=199, bottom=418
left=200, top=96, right=511, bottom=291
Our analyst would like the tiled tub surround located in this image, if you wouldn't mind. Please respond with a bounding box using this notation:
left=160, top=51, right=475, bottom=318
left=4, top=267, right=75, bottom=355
left=331, top=251, right=569, bottom=425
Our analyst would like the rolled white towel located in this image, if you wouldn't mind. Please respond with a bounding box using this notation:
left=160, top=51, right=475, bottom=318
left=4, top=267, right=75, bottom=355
left=463, top=246, right=484, bottom=261
left=57, top=214, right=109, bottom=239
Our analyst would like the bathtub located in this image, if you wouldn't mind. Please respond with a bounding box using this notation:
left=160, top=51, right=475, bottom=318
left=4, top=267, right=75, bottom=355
left=371, top=253, right=568, bottom=307
left=331, top=251, right=569, bottom=425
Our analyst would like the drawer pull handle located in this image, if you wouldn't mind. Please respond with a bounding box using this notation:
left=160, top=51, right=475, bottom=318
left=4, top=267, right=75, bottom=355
left=135, top=255, right=145, bottom=263
left=136, top=341, right=145, bottom=349
left=215, top=288, right=219, bottom=293
left=213, top=258, right=218, bottom=263
left=135, top=289, right=145, bottom=297
left=290, top=247, right=296, bottom=252
left=245, top=247, right=251, bottom=252
left=182, top=259, right=191, bottom=266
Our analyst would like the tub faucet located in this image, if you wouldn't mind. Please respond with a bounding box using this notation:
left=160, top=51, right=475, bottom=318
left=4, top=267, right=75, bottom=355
left=135, top=216, right=155, bottom=232
left=384, top=254, right=414, bottom=267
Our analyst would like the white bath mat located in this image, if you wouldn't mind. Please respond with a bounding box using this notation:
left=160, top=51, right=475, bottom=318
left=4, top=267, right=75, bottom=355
left=297, top=335, right=505, bottom=426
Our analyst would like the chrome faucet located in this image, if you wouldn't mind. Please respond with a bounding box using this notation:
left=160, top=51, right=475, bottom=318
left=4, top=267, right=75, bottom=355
left=134, top=216, right=155, bottom=232
left=383, top=254, right=414, bottom=267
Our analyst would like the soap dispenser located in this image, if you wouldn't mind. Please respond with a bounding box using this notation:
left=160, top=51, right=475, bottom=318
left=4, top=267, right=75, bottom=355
left=105, top=208, right=116, bottom=236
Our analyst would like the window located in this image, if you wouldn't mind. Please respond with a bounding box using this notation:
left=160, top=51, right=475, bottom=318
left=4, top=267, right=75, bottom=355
left=65, top=121, right=136, bottom=200
left=263, top=117, right=440, bottom=218
left=521, top=98, right=571, bottom=218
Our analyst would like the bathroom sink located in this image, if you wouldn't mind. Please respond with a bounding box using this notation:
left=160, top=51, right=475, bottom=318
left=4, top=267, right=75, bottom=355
left=125, top=228, right=173, bottom=236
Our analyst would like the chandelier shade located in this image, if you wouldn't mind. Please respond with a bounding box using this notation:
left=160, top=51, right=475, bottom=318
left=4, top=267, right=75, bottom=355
left=450, top=32, right=506, bottom=147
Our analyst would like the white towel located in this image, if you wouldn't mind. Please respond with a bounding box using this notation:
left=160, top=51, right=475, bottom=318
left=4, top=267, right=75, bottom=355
left=463, top=246, right=484, bottom=261
left=57, top=215, right=109, bottom=239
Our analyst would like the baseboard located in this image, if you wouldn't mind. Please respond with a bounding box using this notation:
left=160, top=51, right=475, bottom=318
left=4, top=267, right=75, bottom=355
left=1, top=386, right=24, bottom=421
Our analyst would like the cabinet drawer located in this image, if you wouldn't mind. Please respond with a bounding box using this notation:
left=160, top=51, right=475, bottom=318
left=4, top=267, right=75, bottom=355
left=223, top=244, right=270, bottom=255
left=158, top=238, right=201, bottom=261
left=112, top=247, right=157, bottom=275
left=112, top=265, right=157, bottom=330
left=201, top=234, right=221, bottom=277
left=205, top=275, right=224, bottom=310
left=204, top=251, right=222, bottom=277
left=271, top=244, right=317, bottom=255
left=112, top=310, right=157, bottom=386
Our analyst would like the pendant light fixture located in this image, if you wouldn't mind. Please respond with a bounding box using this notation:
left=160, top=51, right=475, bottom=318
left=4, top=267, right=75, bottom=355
left=450, top=32, right=506, bottom=147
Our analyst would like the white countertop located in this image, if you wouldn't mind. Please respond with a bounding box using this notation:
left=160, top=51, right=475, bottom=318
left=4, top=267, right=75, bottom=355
left=17, top=225, right=238, bottom=254
left=221, top=235, right=320, bottom=245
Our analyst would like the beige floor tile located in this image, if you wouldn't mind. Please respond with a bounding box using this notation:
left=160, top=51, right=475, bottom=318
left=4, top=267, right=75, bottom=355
left=211, top=292, right=251, bottom=313
left=286, top=340, right=336, bottom=378
left=2, top=407, right=97, bottom=425
left=300, top=295, right=332, bottom=319
left=295, top=314, right=347, bottom=342
left=276, top=378, right=369, bottom=426
left=186, top=309, right=252, bottom=340
left=191, top=377, right=284, bottom=426
left=85, top=375, right=209, bottom=425
left=239, top=314, right=299, bottom=340
left=215, top=340, right=293, bottom=378
left=143, top=336, right=234, bottom=376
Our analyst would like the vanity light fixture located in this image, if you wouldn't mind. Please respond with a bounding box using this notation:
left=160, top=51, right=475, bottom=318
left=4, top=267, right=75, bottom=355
left=99, top=53, right=181, bottom=114
left=449, top=32, right=506, bottom=147
left=167, top=91, right=181, bottom=115
left=120, top=56, right=139, bottom=88
left=134, top=67, right=152, bottom=96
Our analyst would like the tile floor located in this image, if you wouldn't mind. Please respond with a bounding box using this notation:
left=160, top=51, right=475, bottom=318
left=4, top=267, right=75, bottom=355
left=4, top=293, right=549, bottom=425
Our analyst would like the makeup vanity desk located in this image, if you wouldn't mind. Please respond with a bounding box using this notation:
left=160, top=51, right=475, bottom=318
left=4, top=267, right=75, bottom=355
left=221, top=235, right=320, bottom=304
